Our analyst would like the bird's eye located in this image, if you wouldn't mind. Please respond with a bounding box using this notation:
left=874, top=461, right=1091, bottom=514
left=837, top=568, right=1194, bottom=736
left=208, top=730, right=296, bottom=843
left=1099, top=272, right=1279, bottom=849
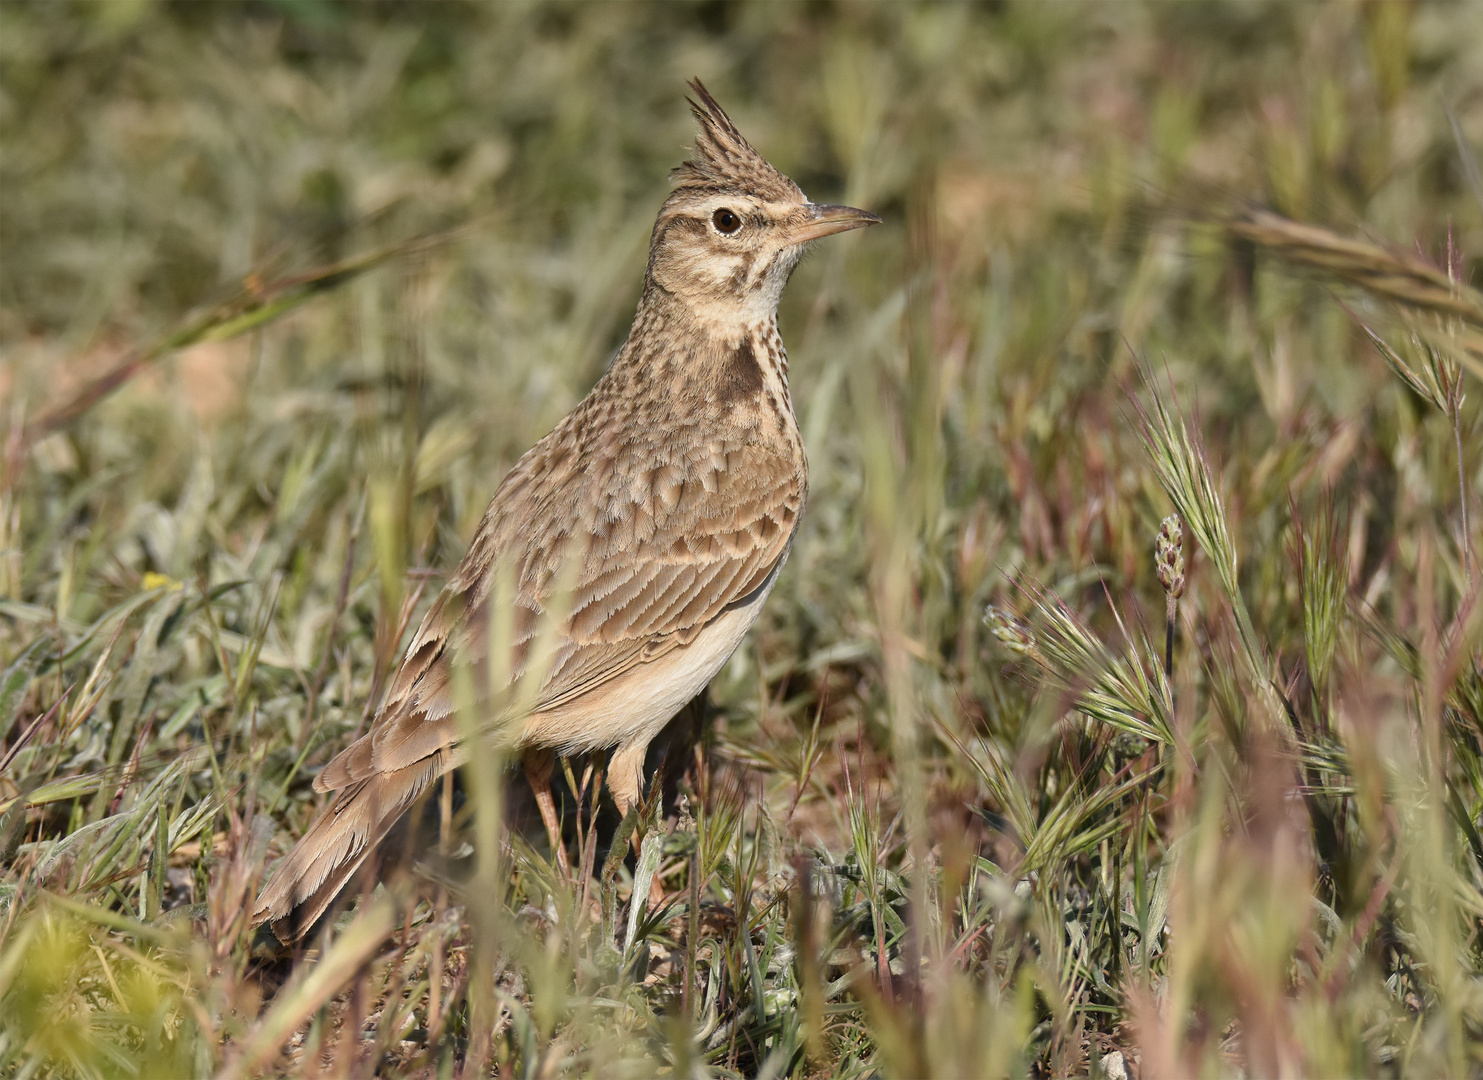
left=711, top=208, right=743, bottom=235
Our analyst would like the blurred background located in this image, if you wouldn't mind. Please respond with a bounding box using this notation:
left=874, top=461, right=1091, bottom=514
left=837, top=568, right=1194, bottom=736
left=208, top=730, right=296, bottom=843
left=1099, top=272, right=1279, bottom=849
left=2, top=2, right=1482, bottom=1076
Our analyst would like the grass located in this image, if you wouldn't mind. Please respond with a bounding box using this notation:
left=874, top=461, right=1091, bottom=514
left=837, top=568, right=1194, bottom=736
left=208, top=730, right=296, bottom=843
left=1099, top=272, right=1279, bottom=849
left=2, top=1, right=1482, bottom=1076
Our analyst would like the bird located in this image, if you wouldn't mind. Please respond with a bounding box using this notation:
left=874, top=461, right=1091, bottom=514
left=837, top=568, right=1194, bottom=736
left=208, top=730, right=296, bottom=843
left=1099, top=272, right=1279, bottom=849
left=253, top=79, right=879, bottom=941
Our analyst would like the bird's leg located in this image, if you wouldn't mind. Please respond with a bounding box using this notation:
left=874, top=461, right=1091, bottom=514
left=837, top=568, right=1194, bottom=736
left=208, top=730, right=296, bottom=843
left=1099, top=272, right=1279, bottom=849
left=606, top=741, right=646, bottom=845
left=523, top=746, right=572, bottom=877
left=607, top=741, right=666, bottom=906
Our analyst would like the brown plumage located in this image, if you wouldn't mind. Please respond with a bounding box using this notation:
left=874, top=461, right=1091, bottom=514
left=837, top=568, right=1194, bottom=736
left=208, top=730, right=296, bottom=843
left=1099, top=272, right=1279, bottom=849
left=253, top=80, right=878, bottom=941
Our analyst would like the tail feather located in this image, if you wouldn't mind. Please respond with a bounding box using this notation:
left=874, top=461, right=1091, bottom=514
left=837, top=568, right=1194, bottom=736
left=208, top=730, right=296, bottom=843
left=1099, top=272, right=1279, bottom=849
left=253, top=753, right=446, bottom=941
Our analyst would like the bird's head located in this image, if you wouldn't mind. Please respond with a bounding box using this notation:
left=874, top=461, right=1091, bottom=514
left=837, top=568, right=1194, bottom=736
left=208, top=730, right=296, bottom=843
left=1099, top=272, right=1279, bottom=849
left=645, top=80, right=878, bottom=326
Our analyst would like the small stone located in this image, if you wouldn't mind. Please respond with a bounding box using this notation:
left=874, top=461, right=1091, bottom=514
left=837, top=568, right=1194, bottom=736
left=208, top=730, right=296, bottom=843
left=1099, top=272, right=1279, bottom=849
left=1099, top=1050, right=1128, bottom=1080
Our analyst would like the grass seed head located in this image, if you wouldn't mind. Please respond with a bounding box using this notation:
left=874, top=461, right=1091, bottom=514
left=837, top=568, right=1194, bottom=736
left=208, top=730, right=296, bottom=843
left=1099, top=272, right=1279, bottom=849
left=984, top=603, right=1037, bottom=657
left=1156, top=514, right=1186, bottom=601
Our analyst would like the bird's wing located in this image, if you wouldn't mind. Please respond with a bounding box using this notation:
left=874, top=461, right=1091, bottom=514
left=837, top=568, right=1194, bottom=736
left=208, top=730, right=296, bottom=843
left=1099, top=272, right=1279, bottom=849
left=315, top=422, right=802, bottom=791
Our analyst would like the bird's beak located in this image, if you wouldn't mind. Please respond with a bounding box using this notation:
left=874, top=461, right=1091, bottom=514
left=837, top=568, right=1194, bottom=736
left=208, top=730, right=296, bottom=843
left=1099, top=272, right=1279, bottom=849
left=787, top=203, right=881, bottom=244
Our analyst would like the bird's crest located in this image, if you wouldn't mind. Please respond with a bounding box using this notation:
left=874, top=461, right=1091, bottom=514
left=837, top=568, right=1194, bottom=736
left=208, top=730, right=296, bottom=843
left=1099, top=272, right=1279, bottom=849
left=672, top=79, right=801, bottom=202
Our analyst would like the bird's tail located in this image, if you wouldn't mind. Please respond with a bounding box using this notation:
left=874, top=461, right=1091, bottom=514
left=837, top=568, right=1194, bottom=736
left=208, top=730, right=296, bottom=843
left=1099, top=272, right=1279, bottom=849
left=252, top=754, right=446, bottom=942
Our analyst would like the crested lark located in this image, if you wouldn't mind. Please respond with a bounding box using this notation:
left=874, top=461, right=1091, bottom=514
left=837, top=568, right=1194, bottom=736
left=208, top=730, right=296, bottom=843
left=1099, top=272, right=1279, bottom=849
left=254, top=80, right=878, bottom=940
